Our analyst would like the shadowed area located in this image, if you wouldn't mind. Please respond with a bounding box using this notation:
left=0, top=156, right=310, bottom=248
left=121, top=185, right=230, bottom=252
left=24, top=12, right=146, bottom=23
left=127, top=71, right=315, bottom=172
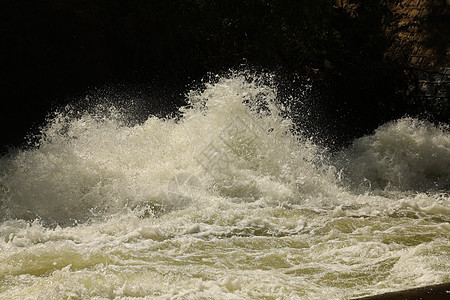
left=1, top=0, right=448, bottom=153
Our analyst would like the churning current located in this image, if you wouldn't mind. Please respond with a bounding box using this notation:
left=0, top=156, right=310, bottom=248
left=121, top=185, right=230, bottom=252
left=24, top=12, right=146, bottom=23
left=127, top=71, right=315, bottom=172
left=0, top=73, right=449, bottom=299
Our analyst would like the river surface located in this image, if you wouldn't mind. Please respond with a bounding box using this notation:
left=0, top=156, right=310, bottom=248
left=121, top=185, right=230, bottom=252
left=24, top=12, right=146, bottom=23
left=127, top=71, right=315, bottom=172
left=1, top=73, right=449, bottom=299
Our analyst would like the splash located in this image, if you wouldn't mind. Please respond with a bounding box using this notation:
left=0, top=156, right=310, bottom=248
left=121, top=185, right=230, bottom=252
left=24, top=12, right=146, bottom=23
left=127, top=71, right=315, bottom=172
left=0, top=72, right=338, bottom=225
left=336, top=118, right=450, bottom=192
left=0, top=72, right=448, bottom=299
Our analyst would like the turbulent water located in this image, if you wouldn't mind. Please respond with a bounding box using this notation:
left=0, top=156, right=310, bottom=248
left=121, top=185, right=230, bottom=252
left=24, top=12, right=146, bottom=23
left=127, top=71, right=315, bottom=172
left=0, top=73, right=449, bottom=299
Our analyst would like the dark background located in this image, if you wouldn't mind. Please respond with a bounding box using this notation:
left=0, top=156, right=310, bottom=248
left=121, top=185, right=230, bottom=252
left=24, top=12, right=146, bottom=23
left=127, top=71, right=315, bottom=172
left=0, top=0, right=447, bottom=153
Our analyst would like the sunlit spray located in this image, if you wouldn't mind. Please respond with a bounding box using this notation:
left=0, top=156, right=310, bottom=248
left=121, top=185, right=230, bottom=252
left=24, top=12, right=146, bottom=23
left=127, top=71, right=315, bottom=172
left=0, top=71, right=448, bottom=299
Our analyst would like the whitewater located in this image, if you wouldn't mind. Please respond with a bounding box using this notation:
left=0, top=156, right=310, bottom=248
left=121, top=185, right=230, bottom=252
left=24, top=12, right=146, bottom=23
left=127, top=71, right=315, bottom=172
left=0, top=72, right=449, bottom=299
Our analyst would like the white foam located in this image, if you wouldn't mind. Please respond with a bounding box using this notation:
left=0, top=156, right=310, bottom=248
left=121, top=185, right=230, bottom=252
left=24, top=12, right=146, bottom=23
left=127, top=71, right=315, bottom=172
left=336, top=118, right=450, bottom=192
left=0, top=72, right=448, bottom=299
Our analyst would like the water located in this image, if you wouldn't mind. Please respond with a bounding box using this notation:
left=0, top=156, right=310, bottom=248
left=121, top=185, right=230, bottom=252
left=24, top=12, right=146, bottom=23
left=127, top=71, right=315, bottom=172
left=0, top=73, right=449, bottom=299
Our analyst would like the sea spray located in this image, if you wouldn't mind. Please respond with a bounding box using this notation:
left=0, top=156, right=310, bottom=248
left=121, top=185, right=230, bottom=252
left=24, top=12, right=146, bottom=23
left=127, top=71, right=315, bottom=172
left=0, top=72, right=448, bottom=299
left=335, top=117, right=450, bottom=192
left=0, top=72, right=339, bottom=225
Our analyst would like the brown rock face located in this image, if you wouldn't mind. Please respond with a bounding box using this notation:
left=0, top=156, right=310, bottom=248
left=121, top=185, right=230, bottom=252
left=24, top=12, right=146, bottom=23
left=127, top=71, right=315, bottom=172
left=385, top=0, right=449, bottom=121
left=385, top=0, right=449, bottom=68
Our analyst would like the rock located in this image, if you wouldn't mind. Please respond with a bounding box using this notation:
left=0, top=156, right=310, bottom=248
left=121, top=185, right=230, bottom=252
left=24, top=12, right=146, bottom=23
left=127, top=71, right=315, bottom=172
left=352, top=282, right=450, bottom=300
